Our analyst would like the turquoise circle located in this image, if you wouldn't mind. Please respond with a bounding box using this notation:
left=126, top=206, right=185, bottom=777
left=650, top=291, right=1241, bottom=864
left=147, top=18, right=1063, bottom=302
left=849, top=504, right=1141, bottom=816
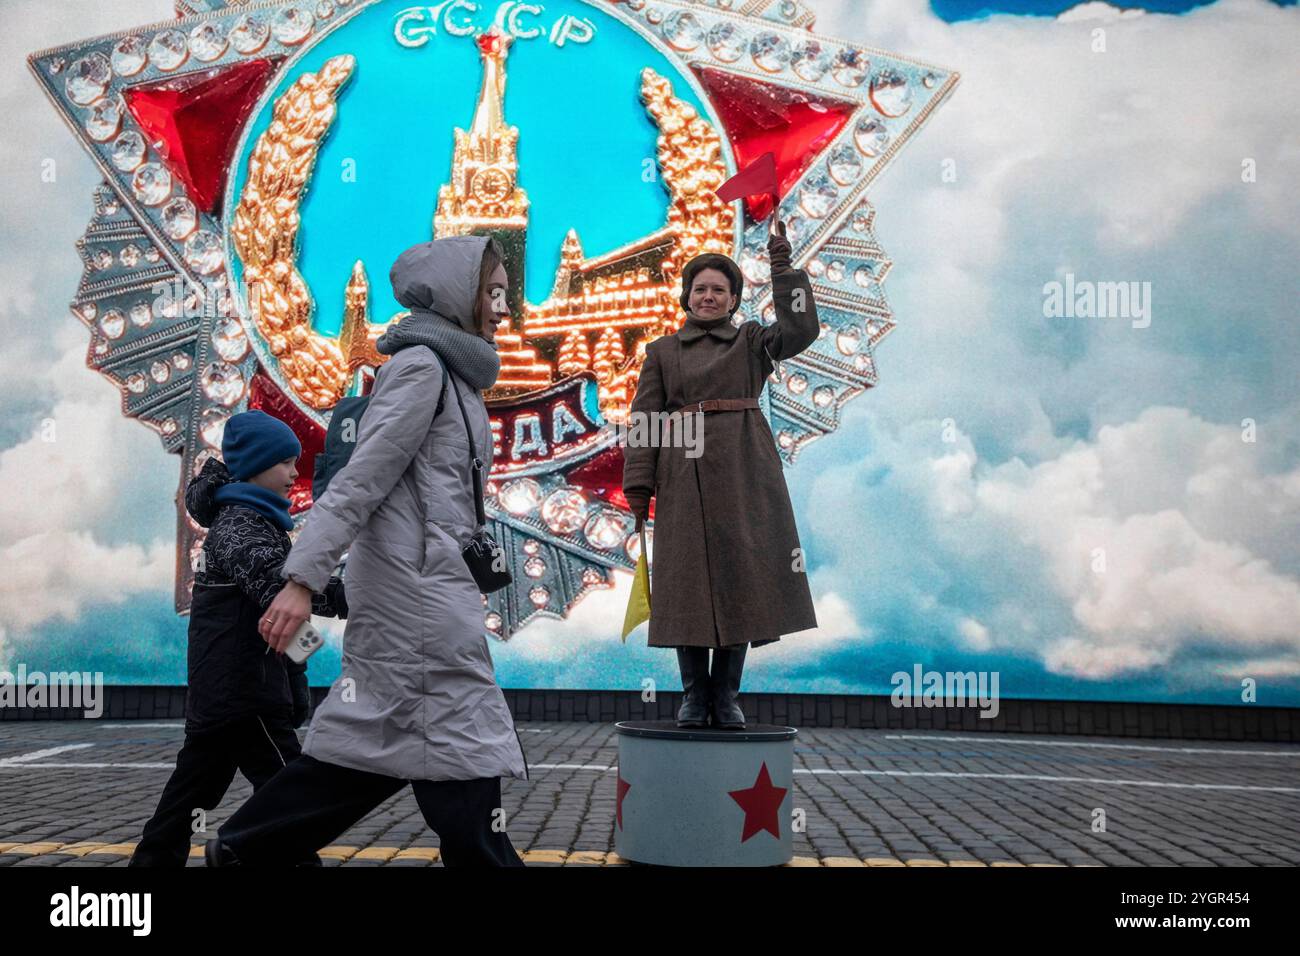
left=226, top=0, right=717, bottom=338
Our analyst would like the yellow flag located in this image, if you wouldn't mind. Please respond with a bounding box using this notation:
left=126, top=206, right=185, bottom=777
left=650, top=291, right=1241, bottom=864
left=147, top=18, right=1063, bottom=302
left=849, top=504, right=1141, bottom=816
left=621, top=525, right=651, bottom=642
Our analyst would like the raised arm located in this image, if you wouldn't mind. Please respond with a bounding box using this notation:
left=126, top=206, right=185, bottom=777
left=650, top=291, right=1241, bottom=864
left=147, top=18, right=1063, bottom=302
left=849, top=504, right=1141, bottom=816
left=752, top=220, right=820, bottom=375
left=282, top=347, right=441, bottom=592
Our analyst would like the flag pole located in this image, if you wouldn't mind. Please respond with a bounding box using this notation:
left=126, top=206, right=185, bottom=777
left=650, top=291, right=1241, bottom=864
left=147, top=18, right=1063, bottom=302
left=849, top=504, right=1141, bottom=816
left=640, top=523, right=650, bottom=608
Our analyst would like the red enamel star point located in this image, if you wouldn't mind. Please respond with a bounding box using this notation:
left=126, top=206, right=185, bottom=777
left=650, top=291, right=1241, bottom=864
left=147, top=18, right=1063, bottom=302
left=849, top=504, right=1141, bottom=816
left=123, top=57, right=279, bottom=213
left=616, top=771, right=631, bottom=830
left=728, top=762, right=787, bottom=843
left=692, top=65, right=856, bottom=223
left=564, top=446, right=652, bottom=519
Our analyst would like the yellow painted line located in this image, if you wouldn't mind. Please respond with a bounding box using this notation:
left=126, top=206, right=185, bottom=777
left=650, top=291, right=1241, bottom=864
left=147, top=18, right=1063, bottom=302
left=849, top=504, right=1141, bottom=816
left=83, top=843, right=138, bottom=857
left=0, top=838, right=1053, bottom=867
left=392, top=847, right=440, bottom=862
left=318, top=845, right=359, bottom=861
left=521, top=849, right=569, bottom=864
left=58, top=843, right=121, bottom=858
left=0, top=842, right=147, bottom=859
left=352, top=847, right=399, bottom=862
left=7, top=843, right=67, bottom=856
left=563, top=851, right=609, bottom=865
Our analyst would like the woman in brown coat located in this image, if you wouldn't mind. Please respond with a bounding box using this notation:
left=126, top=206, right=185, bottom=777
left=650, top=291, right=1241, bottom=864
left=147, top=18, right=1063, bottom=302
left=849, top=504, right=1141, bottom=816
left=622, top=221, right=820, bottom=729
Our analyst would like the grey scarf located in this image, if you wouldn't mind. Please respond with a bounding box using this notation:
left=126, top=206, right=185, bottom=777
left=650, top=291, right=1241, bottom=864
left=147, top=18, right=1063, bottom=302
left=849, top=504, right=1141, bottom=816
left=374, top=308, right=501, bottom=391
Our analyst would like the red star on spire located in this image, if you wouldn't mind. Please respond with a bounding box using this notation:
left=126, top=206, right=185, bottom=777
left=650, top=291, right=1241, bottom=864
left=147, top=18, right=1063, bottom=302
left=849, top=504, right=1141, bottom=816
left=476, top=27, right=511, bottom=56
left=616, top=771, right=632, bottom=830
left=728, top=762, right=787, bottom=843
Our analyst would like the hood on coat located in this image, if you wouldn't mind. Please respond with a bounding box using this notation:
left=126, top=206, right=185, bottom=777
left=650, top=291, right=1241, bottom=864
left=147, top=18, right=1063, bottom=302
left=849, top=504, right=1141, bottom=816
left=386, top=236, right=490, bottom=336
left=185, top=456, right=234, bottom=529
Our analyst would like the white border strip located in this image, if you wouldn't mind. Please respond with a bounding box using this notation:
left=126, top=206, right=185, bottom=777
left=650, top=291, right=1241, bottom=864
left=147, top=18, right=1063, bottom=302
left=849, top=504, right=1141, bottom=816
left=5, top=758, right=1295, bottom=792
left=0, top=744, right=95, bottom=765
left=883, top=734, right=1300, bottom=757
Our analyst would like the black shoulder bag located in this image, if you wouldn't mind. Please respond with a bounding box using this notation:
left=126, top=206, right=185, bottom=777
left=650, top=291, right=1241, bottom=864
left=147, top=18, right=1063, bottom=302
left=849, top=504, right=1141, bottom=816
left=434, top=354, right=513, bottom=595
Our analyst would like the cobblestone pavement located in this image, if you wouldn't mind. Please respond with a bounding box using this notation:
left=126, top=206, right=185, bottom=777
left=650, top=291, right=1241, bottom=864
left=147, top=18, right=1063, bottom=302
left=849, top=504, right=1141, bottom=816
left=1, top=721, right=1297, bottom=867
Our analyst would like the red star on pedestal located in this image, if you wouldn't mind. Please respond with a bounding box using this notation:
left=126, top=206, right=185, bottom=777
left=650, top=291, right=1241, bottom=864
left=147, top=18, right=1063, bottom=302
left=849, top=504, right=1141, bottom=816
left=728, top=762, right=788, bottom=843
left=616, top=771, right=631, bottom=830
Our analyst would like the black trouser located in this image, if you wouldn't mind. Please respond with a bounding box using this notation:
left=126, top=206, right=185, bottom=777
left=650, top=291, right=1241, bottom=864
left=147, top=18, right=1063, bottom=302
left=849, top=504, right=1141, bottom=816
left=215, top=754, right=525, bottom=867
left=130, top=714, right=311, bottom=867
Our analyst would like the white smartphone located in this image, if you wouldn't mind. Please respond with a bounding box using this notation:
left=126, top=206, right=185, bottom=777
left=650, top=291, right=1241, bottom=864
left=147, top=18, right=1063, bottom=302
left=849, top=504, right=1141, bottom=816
left=286, top=619, right=324, bottom=663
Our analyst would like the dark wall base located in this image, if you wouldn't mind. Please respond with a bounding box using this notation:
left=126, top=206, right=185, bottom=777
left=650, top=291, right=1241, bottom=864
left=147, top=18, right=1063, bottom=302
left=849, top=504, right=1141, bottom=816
left=1, top=687, right=1297, bottom=742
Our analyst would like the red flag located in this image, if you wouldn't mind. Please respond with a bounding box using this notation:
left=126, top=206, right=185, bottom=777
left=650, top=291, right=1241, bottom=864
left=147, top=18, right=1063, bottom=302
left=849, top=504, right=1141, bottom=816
left=716, top=151, right=779, bottom=213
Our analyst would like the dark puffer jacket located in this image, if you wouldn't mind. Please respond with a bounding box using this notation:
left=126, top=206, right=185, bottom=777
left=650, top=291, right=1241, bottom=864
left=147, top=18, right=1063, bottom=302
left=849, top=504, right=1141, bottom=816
left=185, top=457, right=347, bottom=732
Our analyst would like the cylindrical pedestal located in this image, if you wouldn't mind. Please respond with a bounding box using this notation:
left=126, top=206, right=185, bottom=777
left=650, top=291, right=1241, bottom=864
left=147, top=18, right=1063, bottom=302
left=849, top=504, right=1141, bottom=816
left=614, top=720, right=797, bottom=867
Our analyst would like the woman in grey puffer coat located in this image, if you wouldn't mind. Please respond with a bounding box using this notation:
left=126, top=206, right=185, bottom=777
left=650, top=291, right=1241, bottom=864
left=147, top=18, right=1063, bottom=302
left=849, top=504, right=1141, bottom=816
left=206, top=236, right=528, bottom=867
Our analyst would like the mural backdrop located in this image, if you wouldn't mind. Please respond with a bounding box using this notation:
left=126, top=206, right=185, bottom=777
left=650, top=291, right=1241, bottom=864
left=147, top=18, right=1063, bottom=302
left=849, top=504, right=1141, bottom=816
left=4, top=0, right=1298, bottom=706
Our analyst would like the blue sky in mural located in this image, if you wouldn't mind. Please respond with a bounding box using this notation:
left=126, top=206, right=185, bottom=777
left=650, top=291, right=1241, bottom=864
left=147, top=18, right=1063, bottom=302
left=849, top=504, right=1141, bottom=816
left=3, top=0, right=1298, bottom=707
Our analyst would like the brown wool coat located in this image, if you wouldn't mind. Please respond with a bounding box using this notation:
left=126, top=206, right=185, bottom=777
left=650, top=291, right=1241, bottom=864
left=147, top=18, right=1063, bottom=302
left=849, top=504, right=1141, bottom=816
left=622, top=266, right=820, bottom=648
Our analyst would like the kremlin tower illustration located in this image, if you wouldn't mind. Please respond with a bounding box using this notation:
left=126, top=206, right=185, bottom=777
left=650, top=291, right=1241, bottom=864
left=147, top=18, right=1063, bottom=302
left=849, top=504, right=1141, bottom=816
left=433, top=28, right=683, bottom=414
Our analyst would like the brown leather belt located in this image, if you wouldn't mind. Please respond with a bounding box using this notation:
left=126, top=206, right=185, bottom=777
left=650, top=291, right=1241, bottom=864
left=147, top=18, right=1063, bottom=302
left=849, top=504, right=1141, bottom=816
left=664, top=397, right=760, bottom=414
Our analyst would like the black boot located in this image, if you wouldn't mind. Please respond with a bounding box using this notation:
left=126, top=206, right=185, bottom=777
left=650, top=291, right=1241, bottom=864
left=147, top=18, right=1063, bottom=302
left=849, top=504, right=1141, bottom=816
left=675, top=647, right=710, bottom=728
left=204, top=837, right=241, bottom=867
left=710, top=644, right=748, bottom=729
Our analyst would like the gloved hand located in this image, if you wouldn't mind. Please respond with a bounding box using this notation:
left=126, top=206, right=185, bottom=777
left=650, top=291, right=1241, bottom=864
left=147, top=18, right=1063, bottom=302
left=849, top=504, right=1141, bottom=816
left=767, top=218, right=793, bottom=275
left=624, top=488, right=651, bottom=530
left=324, top=575, right=348, bottom=619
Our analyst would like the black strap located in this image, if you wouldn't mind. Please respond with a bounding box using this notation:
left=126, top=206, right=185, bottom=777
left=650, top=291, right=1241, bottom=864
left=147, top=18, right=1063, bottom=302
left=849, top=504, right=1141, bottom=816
left=386, top=343, right=450, bottom=414
left=430, top=352, right=487, bottom=529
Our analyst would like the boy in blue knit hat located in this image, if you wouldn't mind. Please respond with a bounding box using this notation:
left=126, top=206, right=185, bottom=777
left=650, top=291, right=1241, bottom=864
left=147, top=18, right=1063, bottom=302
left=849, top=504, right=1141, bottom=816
left=129, top=409, right=347, bottom=866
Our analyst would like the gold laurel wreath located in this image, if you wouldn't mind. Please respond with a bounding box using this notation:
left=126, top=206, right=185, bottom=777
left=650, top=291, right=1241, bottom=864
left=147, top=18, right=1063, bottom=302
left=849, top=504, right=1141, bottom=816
left=639, top=67, right=735, bottom=281
left=231, top=54, right=375, bottom=410
left=231, top=55, right=733, bottom=414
